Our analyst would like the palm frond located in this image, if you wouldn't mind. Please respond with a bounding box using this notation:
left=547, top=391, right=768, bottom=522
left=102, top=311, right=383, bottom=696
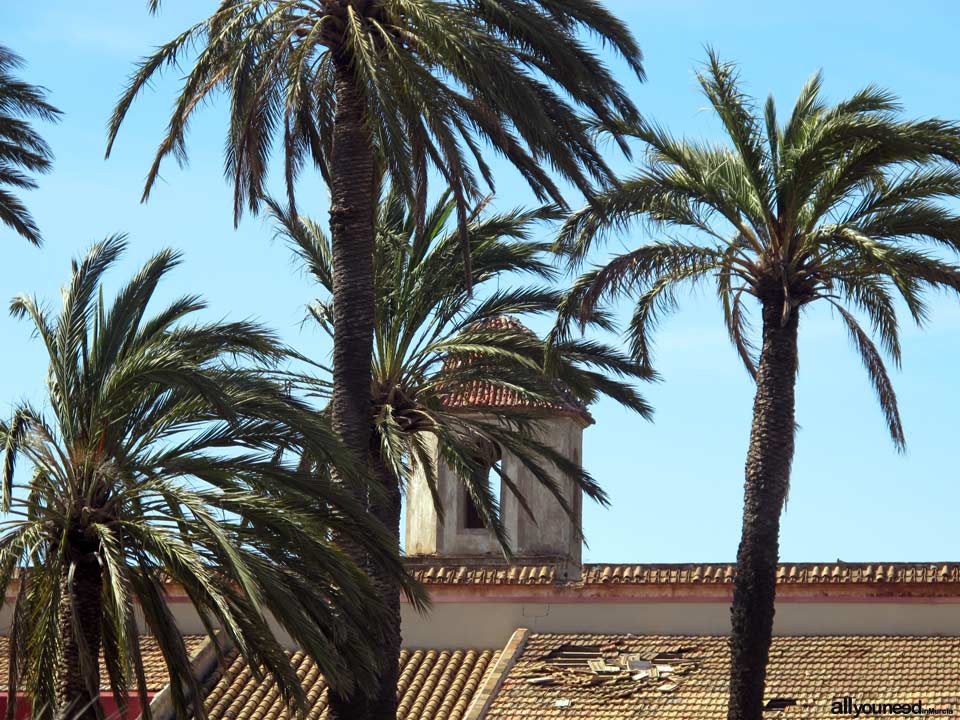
left=829, top=301, right=905, bottom=450
left=0, top=45, right=61, bottom=245
left=108, top=0, right=644, bottom=240
left=556, top=51, right=960, bottom=451
left=0, top=239, right=404, bottom=718
left=294, top=187, right=652, bottom=554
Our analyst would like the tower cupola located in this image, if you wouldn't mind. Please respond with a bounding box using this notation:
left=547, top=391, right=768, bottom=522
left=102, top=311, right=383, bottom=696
left=404, top=316, right=592, bottom=574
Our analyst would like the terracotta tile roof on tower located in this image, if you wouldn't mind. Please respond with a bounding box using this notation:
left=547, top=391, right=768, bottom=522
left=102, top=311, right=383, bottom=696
left=406, top=561, right=960, bottom=587
left=201, top=648, right=501, bottom=720
left=0, top=635, right=209, bottom=691
left=486, top=633, right=960, bottom=719
left=440, top=316, right=593, bottom=423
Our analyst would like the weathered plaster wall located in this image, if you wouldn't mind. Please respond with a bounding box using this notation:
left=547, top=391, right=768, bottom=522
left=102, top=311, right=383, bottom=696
left=405, top=414, right=584, bottom=562
left=400, top=599, right=960, bottom=649
left=0, top=597, right=216, bottom=639
left=511, top=416, right=583, bottom=564
left=4, top=588, right=958, bottom=651
left=405, top=433, right=441, bottom=555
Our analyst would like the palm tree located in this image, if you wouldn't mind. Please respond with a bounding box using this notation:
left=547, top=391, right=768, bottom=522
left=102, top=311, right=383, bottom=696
left=271, top=187, right=652, bottom=719
left=0, top=236, right=423, bottom=720
left=555, top=52, right=960, bottom=720
left=107, top=7, right=643, bottom=716
left=0, top=45, right=61, bottom=245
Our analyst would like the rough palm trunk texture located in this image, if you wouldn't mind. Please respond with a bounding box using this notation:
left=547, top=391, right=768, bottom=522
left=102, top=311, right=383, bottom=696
left=55, top=556, right=103, bottom=720
left=726, top=297, right=799, bottom=720
left=326, top=56, right=378, bottom=720
left=367, top=458, right=403, bottom=720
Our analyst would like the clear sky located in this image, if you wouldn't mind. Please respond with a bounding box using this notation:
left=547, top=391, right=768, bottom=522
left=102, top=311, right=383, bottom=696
left=4, top=1, right=960, bottom=564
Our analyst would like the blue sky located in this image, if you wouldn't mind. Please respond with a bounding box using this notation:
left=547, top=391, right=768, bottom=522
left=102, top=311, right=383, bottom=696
left=4, top=1, right=960, bottom=564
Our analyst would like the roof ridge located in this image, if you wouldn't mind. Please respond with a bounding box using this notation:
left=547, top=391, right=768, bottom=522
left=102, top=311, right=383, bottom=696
left=408, top=560, right=960, bottom=586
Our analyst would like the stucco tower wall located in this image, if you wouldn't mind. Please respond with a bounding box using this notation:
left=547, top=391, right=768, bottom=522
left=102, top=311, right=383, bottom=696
left=404, top=413, right=585, bottom=563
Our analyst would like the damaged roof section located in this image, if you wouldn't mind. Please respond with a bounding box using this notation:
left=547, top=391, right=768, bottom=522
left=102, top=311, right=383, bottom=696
left=28, top=632, right=960, bottom=720
left=521, top=640, right=701, bottom=699
left=485, top=633, right=960, bottom=719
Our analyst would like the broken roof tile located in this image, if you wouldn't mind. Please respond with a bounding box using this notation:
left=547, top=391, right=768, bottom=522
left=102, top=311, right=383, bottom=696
left=488, top=634, right=960, bottom=719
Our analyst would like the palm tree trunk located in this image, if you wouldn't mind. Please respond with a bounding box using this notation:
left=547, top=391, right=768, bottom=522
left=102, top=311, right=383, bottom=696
left=726, top=296, right=799, bottom=720
left=54, top=556, right=103, bottom=720
left=367, top=457, right=403, bottom=720
left=326, top=56, right=377, bottom=720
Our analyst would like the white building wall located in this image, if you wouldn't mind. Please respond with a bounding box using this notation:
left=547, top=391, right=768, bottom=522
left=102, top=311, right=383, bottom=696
left=5, top=591, right=957, bottom=651
left=400, top=599, right=960, bottom=649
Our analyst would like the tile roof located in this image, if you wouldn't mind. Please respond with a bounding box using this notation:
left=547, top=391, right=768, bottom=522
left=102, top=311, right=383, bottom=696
left=409, top=562, right=563, bottom=586
left=201, top=648, right=501, bottom=720
left=440, top=316, right=592, bottom=423
left=407, top=561, right=960, bottom=587
left=582, top=562, right=960, bottom=585
left=0, top=635, right=209, bottom=691
left=487, top=633, right=960, bottom=719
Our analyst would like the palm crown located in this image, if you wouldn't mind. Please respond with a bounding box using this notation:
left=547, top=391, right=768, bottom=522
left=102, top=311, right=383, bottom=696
left=0, top=45, right=61, bottom=245
left=273, top=189, right=652, bottom=548
left=0, top=237, right=420, bottom=719
left=558, top=51, right=960, bottom=449
left=107, top=0, right=644, bottom=255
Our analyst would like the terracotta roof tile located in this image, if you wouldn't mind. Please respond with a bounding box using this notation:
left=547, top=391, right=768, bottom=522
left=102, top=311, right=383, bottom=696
left=0, top=635, right=208, bottom=692
left=408, top=561, right=563, bottom=586
left=407, top=561, right=960, bottom=587
left=201, top=648, right=501, bottom=720
left=580, top=562, right=960, bottom=585
left=487, top=633, right=960, bottom=719
left=440, top=316, right=592, bottom=423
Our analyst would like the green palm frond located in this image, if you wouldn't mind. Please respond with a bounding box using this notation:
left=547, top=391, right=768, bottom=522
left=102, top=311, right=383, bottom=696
left=0, top=239, right=418, bottom=719
left=0, top=45, right=61, bottom=245
left=108, top=0, right=644, bottom=257
left=279, top=187, right=652, bottom=550
left=557, top=52, right=960, bottom=449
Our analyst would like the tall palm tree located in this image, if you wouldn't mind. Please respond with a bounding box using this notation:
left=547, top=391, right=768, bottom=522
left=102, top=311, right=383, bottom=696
left=0, top=237, right=423, bottom=720
left=0, top=45, right=61, bottom=245
left=271, top=187, right=652, bottom=719
left=555, top=52, right=960, bottom=720
left=107, top=7, right=643, bottom=716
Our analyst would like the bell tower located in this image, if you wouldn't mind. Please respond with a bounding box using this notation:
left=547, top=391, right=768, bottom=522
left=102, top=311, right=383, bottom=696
left=404, top=318, right=593, bottom=577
